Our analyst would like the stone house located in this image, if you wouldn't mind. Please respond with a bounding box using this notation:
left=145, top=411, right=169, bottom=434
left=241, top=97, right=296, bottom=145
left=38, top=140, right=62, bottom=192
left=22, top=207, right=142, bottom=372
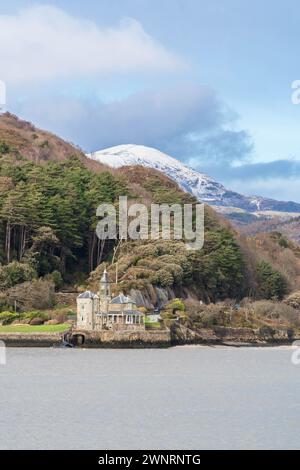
left=76, top=269, right=145, bottom=331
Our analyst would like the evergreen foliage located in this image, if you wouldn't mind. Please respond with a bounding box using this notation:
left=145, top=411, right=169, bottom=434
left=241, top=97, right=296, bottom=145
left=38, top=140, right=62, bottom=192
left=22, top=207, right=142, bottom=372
left=0, top=155, right=125, bottom=281
left=256, top=261, right=288, bottom=300
left=0, top=148, right=290, bottom=305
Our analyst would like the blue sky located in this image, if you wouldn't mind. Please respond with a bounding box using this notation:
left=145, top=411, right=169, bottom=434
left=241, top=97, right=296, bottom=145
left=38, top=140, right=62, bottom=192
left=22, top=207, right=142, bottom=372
left=1, top=0, right=300, bottom=201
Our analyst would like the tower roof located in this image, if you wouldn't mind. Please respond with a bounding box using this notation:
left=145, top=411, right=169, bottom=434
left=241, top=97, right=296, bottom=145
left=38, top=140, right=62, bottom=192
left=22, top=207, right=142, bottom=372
left=77, top=290, right=99, bottom=299
left=100, top=268, right=109, bottom=283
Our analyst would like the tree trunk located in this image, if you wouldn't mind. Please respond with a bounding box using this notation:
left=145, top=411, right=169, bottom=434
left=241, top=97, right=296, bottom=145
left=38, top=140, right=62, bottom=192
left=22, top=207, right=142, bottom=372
left=88, top=232, right=96, bottom=273
left=98, top=239, right=106, bottom=265
left=60, top=250, right=66, bottom=275
left=5, top=221, right=11, bottom=264
left=19, top=227, right=27, bottom=261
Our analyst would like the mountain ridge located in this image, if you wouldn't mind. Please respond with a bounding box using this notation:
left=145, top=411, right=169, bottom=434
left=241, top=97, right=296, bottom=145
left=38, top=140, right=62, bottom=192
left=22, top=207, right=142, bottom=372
left=0, top=112, right=108, bottom=173
left=0, top=113, right=298, bottom=311
left=88, top=144, right=300, bottom=214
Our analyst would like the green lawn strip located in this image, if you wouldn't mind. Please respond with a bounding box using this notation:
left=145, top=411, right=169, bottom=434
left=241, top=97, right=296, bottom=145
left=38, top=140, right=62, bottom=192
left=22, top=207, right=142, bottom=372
left=145, top=322, right=161, bottom=329
left=0, top=323, right=70, bottom=333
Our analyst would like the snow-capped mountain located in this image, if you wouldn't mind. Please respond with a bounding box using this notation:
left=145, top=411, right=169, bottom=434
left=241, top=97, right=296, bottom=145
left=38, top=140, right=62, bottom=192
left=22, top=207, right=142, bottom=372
left=87, top=144, right=300, bottom=214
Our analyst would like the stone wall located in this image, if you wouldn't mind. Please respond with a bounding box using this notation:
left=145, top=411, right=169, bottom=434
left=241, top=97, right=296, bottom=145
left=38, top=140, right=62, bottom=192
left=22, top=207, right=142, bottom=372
left=0, top=332, right=66, bottom=347
left=213, top=326, right=295, bottom=343
left=1, top=325, right=296, bottom=348
left=170, top=326, right=219, bottom=344
left=70, top=329, right=171, bottom=348
left=171, top=324, right=296, bottom=345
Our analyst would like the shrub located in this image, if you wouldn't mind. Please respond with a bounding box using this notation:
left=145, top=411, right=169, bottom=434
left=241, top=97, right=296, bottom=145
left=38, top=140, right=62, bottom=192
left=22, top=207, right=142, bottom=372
left=66, top=310, right=76, bottom=317
left=183, top=298, right=203, bottom=314
left=284, top=291, right=300, bottom=309
left=250, top=300, right=276, bottom=318
left=0, top=261, right=37, bottom=290
left=24, top=311, right=49, bottom=321
left=45, top=270, right=63, bottom=291
left=256, top=261, right=288, bottom=300
left=0, top=141, right=10, bottom=155
left=138, top=307, right=148, bottom=314
left=196, top=304, right=224, bottom=328
left=160, top=310, right=177, bottom=327
left=0, top=311, right=22, bottom=325
left=6, top=279, right=55, bottom=311
left=39, top=139, right=50, bottom=148
left=239, top=299, right=300, bottom=327
left=54, top=312, right=67, bottom=324
left=0, top=292, right=12, bottom=313
left=156, top=268, right=174, bottom=287
left=165, top=298, right=185, bottom=313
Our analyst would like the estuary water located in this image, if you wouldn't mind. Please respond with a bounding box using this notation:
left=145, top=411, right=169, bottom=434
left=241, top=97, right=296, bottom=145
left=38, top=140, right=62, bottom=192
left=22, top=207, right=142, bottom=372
left=0, top=346, right=300, bottom=450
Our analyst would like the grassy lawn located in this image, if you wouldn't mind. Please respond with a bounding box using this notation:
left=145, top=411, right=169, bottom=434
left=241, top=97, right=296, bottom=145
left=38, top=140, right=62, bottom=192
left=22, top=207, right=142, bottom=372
left=145, top=321, right=161, bottom=329
left=0, top=323, right=71, bottom=333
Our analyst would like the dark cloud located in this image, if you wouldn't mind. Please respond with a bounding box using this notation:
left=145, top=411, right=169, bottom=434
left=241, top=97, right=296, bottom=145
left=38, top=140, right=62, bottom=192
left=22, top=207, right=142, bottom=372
left=9, top=87, right=300, bottom=202
left=185, top=129, right=253, bottom=169
left=203, top=159, right=300, bottom=182
left=198, top=159, right=300, bottom=202
left=11, top=84, right=252, bottom=166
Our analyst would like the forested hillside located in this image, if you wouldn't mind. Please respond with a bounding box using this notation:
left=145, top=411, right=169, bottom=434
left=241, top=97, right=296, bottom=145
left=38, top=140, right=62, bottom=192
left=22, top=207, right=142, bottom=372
left=0, top=112, right=107, bottom=171
left=0, top=114, right=296, bottom=315
left=240, top=215, right=300, bottom=244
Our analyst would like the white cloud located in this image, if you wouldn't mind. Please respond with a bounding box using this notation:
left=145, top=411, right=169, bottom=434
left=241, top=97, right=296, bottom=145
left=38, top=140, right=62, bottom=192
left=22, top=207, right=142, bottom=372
left=11, top=84, right=251, bottom=160
left=0, top=5, right=183, bottom=83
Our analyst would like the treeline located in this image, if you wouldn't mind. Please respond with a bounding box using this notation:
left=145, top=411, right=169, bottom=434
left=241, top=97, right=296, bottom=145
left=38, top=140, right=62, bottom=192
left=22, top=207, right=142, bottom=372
left=0, top=150, right=126, bottom=285
left=0, top=145, right=291, bottom=303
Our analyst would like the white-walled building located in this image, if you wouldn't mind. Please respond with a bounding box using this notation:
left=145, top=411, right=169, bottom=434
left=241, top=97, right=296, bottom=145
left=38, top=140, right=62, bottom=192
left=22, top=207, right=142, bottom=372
left=76, top=269, right=145, bottom=331
left=77, top=291, right=99, bottom=329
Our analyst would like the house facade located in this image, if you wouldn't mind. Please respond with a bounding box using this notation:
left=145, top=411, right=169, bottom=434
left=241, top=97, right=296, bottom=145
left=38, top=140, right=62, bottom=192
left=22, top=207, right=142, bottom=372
left=76, top=269, right=145, bottom=331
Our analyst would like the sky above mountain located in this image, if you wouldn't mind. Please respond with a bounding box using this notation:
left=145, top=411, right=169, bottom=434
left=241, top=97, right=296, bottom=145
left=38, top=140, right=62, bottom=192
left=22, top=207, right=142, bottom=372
left=1, top=0, right=300, bottom=201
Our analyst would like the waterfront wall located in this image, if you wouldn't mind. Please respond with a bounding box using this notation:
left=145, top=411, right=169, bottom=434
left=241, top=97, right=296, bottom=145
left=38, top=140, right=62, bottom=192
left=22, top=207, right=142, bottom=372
left=171, top=324, right=296, bottom=345
left=0, top=332, right=65, bottom=347
left=0, top=326, right=296, bottom=348
left=69, top=329, right=171, bottom=348
left=213, top=326, right=295, bottom=343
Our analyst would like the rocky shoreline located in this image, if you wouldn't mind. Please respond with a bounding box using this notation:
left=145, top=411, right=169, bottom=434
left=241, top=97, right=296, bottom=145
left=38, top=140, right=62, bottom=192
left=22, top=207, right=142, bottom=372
left=0, top=325, right=298, bottom=348
left=0, top=331, right=66, bottom=347
left=170, top=325, right=297, bottom=346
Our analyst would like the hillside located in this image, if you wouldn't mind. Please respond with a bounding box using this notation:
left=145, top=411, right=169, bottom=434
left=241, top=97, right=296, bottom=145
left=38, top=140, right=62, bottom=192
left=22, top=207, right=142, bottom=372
left=89, top=144, right=300, bottom=214
left=0, top=114, right=297, bottom=317
left=0, top=112, right=107, bottom=173
left=239, top=216, right=300, bottom=244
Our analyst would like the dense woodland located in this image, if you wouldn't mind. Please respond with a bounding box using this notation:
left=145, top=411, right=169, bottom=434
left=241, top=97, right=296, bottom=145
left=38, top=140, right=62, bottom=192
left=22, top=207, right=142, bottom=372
left=0, top=150, right=125, bottom=278
left=0, top=114, right=297, bottom=315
